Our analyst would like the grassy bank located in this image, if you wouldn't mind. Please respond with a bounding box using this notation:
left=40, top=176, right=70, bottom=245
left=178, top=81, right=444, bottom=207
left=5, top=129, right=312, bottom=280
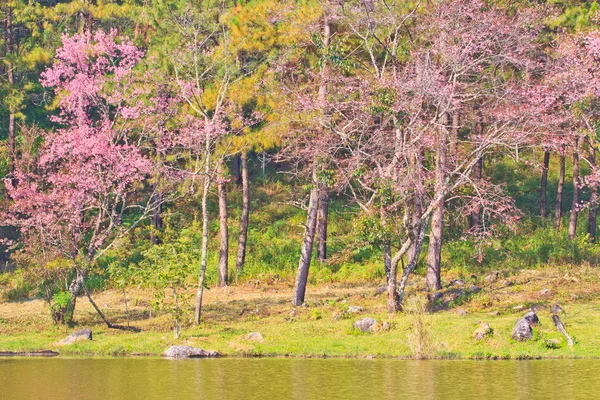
left=0, top=265, right=599, bottom=359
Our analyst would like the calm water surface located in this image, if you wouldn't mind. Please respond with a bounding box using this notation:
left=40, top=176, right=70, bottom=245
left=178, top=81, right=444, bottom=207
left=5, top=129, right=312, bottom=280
left=1, top=358, right=598, bottom=400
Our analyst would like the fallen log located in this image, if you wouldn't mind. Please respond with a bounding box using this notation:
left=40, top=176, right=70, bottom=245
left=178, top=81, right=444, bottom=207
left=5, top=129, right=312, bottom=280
left=552, top=314, right=573, bottom=347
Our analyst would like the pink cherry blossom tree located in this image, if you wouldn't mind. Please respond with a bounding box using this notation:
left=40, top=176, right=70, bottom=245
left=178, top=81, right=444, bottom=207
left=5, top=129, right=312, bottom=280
left=4, top=30, right=160, bottom=329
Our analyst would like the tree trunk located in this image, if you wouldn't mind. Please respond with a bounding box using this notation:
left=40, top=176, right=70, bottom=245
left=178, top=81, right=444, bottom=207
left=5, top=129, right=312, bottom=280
left=194, top=125, right=212, bottom=324
left=426, top=112, right=449, bottom=292
left=217, top=163, right=229, bottom=287
left=408, top=153, right=424, bottom=263
left=387, top=256, right=400, bottom=313
left=231, top=154, right=242, bottom=185
left=555, top=146, right=566, bottom=229
left=469, top=156, right=483, bottom=229
left=470, top=114, right=484, bottom=230
left=316, top=186, right=329, bottom=262
left=397, top=216, right=430, bottom=308
left=292, top=184, right=319, bottom=306
left=150, top=191, right=163, bottom=245
left=587, top=139, right=597, bottom=242
left=540, top=150, right=550, bottom=218
left=568, top=137, right=581, bottom=240
left=236, top=152, right=250, bottom=271
left=292, top=17, right=330, bottom=306
left=3, top=8, right=15, bottom=173
left=383, top=241, right=392, bottom=284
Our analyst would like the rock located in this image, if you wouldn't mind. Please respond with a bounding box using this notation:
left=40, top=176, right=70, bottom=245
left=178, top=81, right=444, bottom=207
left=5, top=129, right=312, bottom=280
left=457, top=309, right=468, bottom=316
left=348, top=306, right=363, bottom=314
left=489, top=311, right=500, bottom=316
left=374, top=286, right=387, bottom=296
left=512, top=305, right=525, bottom=312
left=473, top=322, right=492, bottom=340
left=502, top=279, right=513, bottom=287
left=58, top=329, right=92, bottom=345
left=353, top=318, right=377, bottom=333
left=512, top=311, right=540, bottom=342
left=551, top=304, right=563, bottom=315
left=540, top=288, right=552, bottom=296
left=245, top=332, right=264, bottom=342
left=163, top=346, right=219, bottom=359
left=450, top=279, right=465, bottom=287
left=382, top=322, right=392, bottom=331
left=468, top=285, right=481, bottom=293
left=484, top=271, right=501, bottom=284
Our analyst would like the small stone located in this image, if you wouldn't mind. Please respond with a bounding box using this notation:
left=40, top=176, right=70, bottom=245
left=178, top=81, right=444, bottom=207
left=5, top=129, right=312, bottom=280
left=289, top=309, right=298, bottom=317
left=540, top=288, right=552, bottom=296
left=512, top=305, right=525, bottom=312
left=473, top=322, right=492, bottom=340
left=374, top=287, right=387, bottom=296
left=245, top=332, right=264, bottom=342
left=488, top=311, right=500, bottom=316
left=163, top=346, right=219, bottom=359
left=457, top=309, right=468, bottom=316
left=551, top=304, right=563, bottom=315
left=451, top=279, right=466, bottom=287
left=484, top=271, right=501, bottom=284
left=348, top=306, right=363, bottom=314
left=353, top=318, right=377, bottom=333
left=58, top=329, right=92, bottom=345
left=382, top=322, right=391, bottom=331
left=468, top=285, right=481, bottom=293
left=502, top=279, right=513, bottom=287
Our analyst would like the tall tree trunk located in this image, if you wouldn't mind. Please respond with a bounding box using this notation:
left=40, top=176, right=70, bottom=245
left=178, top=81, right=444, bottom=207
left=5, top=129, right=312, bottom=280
left=587, top=139, right=597, bottom=242
left=469, top=156, right=483, bottom=229
left=217, top=163, right=228, bottom=287
left=195, top=120, right=212, bottom=324
left=4, top=8, right=15, bottom=173
left=194, top=175, right=210, bottom=323
left=292, top=17, right=330, bottom=306
left=470, top=113, right=484, bottom=230
left=316, top=186, right=329, bottom=262
left=150, top=191, right=163, bottom=245
left=426, top=112, right=449, bottom=292
left=568, top=137, right=581, bottom=240
left=540, top=150, right=550, bottom=218
left=555, top=146, right=566, bottom=229
left=292, top=181, right=319, bottom=306
left=236, top=152, right=250, bottom=271
left=408, top=151, right=424, bottom=263
left=231, top=154, right=242, bottom=185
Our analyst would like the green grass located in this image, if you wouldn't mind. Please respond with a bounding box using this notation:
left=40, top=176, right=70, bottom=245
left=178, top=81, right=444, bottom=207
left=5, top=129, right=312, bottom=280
left=1, top=266, right=599, bottom=359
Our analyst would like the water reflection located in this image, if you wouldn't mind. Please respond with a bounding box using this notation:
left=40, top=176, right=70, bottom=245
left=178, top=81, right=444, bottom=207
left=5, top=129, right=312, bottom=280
left=0, top=358, right=598, bottom=400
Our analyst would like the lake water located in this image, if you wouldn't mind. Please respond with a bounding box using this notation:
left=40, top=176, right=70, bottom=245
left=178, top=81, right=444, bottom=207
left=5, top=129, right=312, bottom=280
left=0, top=358, right=598, bottom=400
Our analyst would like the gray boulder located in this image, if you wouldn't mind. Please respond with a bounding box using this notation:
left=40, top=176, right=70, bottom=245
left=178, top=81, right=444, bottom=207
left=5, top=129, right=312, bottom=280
left=59, top=329, right=92, bottom=345
left=163, top=345, right=219, bottom=359
left=245, top=332, right=264, bottom=342
left=512, top=311, right=540, bottom=342
left=353, top=318, right=377, bottom=333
